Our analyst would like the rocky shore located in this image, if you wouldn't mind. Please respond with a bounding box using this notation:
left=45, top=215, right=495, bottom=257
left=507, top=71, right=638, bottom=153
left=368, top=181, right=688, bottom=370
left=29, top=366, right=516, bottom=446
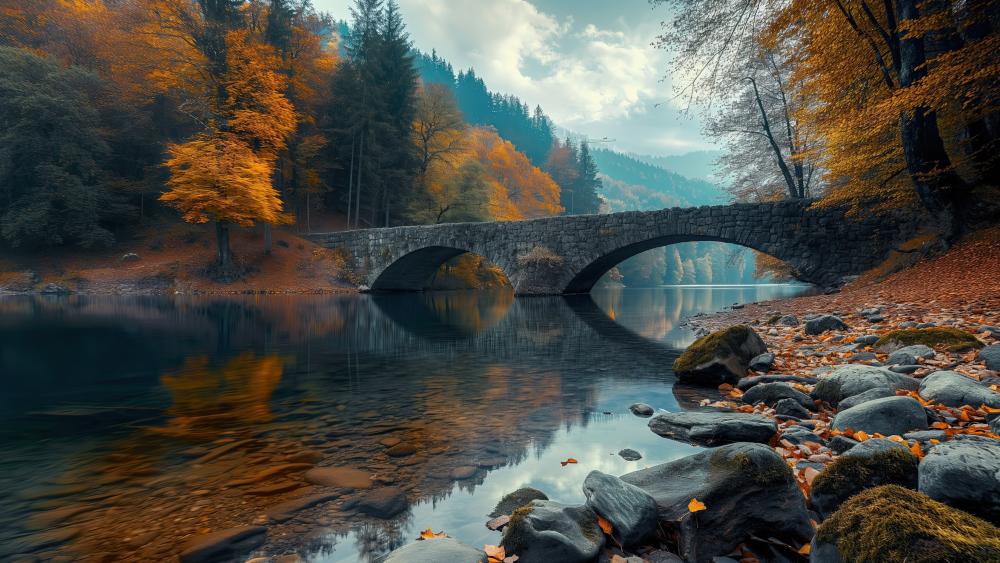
left=380, top=230, right=1000, bottom=563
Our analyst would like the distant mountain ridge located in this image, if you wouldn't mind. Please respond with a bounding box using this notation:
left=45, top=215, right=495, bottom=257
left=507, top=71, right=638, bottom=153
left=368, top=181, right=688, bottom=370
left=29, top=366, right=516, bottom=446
left=591, top=148, right=725, bottom=209
left=630, top=150, right=723, bottom=181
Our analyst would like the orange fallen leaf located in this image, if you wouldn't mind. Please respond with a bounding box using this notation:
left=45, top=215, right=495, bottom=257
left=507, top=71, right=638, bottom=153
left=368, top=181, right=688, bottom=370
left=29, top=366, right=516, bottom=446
left=688, top=498, right=707, bottom=513
left=560, top=458, right=578, bottom=467
left=931, top=421, right=949, bottom=429
left=853, top=430, right=870, bottom=442
left=596, top=514, right=613, bottom=535
left=798, top=543, right=812, bottom=555
left=419, top=528, right=447, bottom=540
left=910, top=441, right=923, bottom=458
left=483, top=544, right=518, bottom=563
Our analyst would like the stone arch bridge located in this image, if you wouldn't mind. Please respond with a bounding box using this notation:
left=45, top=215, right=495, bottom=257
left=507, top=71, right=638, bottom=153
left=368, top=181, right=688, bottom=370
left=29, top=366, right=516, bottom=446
left=306, top=200, right=912, bottom=295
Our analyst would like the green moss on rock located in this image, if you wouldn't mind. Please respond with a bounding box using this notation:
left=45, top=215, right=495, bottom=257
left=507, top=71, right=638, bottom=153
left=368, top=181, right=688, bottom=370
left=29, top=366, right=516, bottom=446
left=810, top=449, right=917, bottom=516
left=875, top=328, right=984, bottom=352
left=673, top=325, right=758, bottom=373
left=816, top=485, right=1000, bottom=563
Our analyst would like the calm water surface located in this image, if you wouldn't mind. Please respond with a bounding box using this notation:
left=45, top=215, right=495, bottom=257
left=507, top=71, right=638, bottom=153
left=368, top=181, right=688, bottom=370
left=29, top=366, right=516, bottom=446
left=0, top=285, right=810, bottom=562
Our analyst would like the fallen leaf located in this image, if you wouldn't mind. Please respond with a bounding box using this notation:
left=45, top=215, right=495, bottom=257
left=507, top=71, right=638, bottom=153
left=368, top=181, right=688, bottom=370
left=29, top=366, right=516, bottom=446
left=931, top=421, right=950, bottom=429
left=560, top=458, right=578, bottom=467
left=486, top=515, right=511, bottom=531
left=596, top=514, right=613, bottom=535
left=799, top=543, right=812, bottom=555
left=853, top=430, right=871, bottom=442
left=419, top=528, right=447, bottom=540
left=910, top=441, right=923, bottom=458
left=688, top=498, right=707, bottom=513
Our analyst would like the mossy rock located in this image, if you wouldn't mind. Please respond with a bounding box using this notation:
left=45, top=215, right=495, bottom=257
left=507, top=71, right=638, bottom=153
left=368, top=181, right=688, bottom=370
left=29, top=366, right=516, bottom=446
left=815, top=485, right=1000, bottom=563
left=673, top=325, right=767, bottom=386
left=810, top=448, right=918, bottom=519
left=875, top=328, right=984, bottom=352
left=490, top=487, right=548, bottom=518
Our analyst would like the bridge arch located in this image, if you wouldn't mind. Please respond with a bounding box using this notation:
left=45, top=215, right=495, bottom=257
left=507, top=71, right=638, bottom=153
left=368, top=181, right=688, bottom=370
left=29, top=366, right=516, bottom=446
left=562, top=235, right=795, bottom=294
left=370, top=245, right=512, bottom=291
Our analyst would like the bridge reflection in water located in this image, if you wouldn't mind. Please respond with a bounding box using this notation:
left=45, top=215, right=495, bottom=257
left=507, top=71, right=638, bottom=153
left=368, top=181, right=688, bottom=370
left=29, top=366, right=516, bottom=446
left=0, top=286, right=808, bottom=562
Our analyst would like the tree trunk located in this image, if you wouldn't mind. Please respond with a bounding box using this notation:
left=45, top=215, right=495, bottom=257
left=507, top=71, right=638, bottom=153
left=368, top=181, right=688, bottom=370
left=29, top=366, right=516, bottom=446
left=748, top=77, right=799, bottom=199
left=216, top=220, right=232, bottom=266
left=355, top=133, right=364, bottom=229
left=347, top=136, right=355, bottom=228
left=264, top=224, right=272, bottom=255
left=895, top=0, right=968, bottom=216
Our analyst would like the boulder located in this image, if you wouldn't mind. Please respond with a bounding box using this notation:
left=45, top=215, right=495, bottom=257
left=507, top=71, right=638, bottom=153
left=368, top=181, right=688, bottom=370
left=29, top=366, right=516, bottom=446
left=618, top=448, right=642, bottom=461
left=809, top=440, right=918, bottom=519
left=672, top=325, right=768, bottom=386
left=383, top=537, right=485, bottom=563
left=875, top=327, right=984, bottom=352
left=741, top=382, right=814, bottom=410
left=179, top=526, right=266, bottom=563
left=811, top=364, right=919, bottom=407
left=490, top=487, right=549, bottom=518
left=780, top=426, right=825, bottom=446
left=500, top=501, right=604, bottom=563
left=919, top=370, right=1000, bottom=409
left=647, top=411, right=777, bottom=447
left=812, top=485, right=1000, bottom=563
left=749, top=352, right=775, bottom=372
left=582, top=470, right=657, bottom=548
left=629, top=403, right=654, bottom=417
left=889, top=364, right=922, bottom=374
left=918, top=436, right=1000, bottom=524
left=980, top=344, right=1000, bottom=371
left=805, top=315, right=848, bottom=336
left=355, top=487, right=407, bottom=518
left=831, top=396, right=928, bottom=436
left=736, top=374, right=813, bottom=391
left=836, top=386, right=895, bottom=410
left=621, top=443, right=812, bottom=563
left=828, top=435, right=859, bottom=454
left=773, top=398, right=810, bottom=419
left=887, top=344, right=934, bottom=365
left=854, top=334, right=879, bottom=345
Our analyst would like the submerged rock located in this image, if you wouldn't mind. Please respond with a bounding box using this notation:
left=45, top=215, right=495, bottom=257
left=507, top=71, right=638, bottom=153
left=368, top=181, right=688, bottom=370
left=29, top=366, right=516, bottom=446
left=812, top=485, right=1000, bottom=563
left=919, top=370, right=1000, bottom=409
left=629, top=403, right=654, bottom=417
left=672, top=325, right=768, bottom=386
left=500, top=501, right=604, bottom=563
left=179, top=526, right=266, bottom=563
left=618, top=448, right=642, bottom=461
left=918, top=436, right=1000, bottom=524
left=355, top=487, right=408, bottom=518
left=831, top=396, right=928, bottom=436
left=647, top=411, right=777, bottom=447
left=303, top=467, right=372, bottom=489
left=582, top=470, right=657, bottom=548
left=383, top=537, right=485, bottom=563
left=621, top=443, right=812, bottom=562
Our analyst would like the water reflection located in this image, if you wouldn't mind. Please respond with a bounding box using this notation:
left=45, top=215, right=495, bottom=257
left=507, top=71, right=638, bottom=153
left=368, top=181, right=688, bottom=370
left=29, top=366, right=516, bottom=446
left=0, top=285, right=810, bottom=562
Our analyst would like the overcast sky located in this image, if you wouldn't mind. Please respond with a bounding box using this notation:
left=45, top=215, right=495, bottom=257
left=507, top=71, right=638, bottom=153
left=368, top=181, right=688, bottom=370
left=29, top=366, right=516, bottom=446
left=311, top=0, right=712, bottom=156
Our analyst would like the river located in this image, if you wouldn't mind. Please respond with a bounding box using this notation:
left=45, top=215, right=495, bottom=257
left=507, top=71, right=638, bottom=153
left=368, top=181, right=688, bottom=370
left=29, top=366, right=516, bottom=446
left=0, top=284, right=811, bottom=561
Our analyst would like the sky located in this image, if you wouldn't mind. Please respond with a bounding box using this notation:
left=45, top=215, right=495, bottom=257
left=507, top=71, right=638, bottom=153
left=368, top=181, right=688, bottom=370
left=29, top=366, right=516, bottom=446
left=311, top=0, right=713, bottom=157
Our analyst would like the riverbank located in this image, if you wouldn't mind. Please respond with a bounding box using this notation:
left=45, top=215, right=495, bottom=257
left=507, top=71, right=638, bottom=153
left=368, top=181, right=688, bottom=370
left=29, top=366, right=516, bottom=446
left=0, top=222, right=357, bottom=295
left=379, top=227, right=1000, bottom=562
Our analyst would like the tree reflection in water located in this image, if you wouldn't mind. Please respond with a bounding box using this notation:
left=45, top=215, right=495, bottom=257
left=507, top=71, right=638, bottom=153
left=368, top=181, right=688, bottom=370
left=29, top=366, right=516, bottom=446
left=0, top=285, right=809, bottom=562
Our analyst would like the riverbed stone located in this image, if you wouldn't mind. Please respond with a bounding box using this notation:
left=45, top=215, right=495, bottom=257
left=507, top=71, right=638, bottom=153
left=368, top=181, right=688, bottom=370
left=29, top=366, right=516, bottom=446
left=979, top=344, right=1000, bottom=371
left=647, top=411, right=777, bottom=446
left=774, top=398, right=810, bottom=419
left=810, top=441, right=918, bottom=519
left=500, top=500, right=604, bottom=563
left=179, top=526, right=266, bottom=563
left=811, top=364, right=919, bottom=407
left=741, top=382, right=813, bottom=410
left=919, top=370, right=1000, bottom=409
left=736, top=374, right=813, bottom=390
left=918, top=435, right=1000, bottom=523
left=805, top=315, right=848, bottom=335
left=831, top=396, right=928, bottom=436
left=812, top=485, right=1000, bottom=563
left=621, top=442, right=812, bottom=562
left=581, top=470, right=657, bottom=548
left=266, top=493, right=339, bottom=523
left=778, top=314, right=799, bottom=326
left=450, top=466, right=478, bottom=480
left=303, top=467, right=372, bottom=489
left=355, top=487, right=408, bottom=518
left=887, top=344, right=934, bottom=365
left=672, top=325, right=768, bottom=386
left=385, top=443, right=417, bottom=457
left=629, top=403, right=654, bottom=417
left=383, top=537, right=485, bottom=563
left=490, top=487, right=549, bottom=518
